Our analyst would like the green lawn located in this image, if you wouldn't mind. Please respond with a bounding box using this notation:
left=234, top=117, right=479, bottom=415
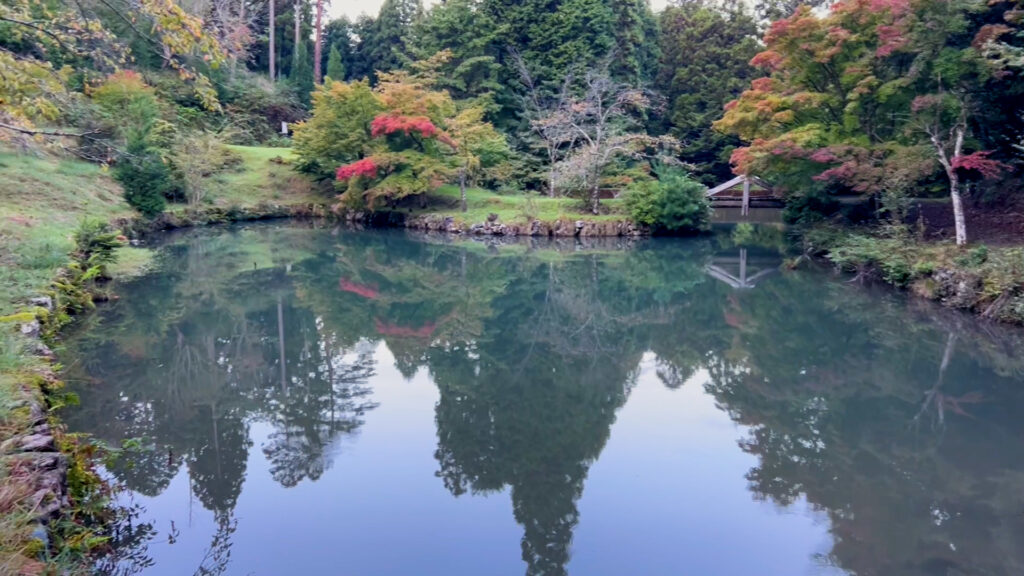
left=201, top=145, right=322, bottom=209
left=409, top=185, right=629, bottom=224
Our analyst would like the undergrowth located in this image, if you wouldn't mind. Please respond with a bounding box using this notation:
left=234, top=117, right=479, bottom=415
left=802, top=224, right=1024, bottom=323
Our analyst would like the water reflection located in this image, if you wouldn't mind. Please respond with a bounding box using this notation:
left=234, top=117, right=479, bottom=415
left=61, top=223, right=1024, bottom=576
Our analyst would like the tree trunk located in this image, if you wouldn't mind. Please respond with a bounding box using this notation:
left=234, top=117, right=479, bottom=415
left=294, top=0, right=301, bottom=68
left=313, top=0, right=323, bottom=84
left=460, top=166, right=468, bottom=212
left=949, top=172, right=967, bottom=246
left=590, top=182, right=600, bottom=215
left=268, top=0, right=275, bottom=80
left=277, top=295, right=286, bottom=392
left=930, top=125, right=968, bottom=247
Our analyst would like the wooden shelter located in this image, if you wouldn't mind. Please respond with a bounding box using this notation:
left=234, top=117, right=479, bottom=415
left=706, top=175, right=779, bottom=216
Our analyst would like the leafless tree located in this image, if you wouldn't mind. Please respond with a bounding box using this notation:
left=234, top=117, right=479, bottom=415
left=512, top=50, right=577, bottom=197
left=207, top=0, right=258, bottom=76
left=553, top=69, right=677, bottom=214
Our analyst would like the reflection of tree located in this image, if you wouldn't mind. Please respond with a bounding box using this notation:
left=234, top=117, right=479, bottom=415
left=428, top=251, right=684, bottom=576
left=701, top=272, right=1024, bottom=576
left=62, top=227, right=381, bottom=518
left=193, top=514, right=236, bottom=576
left=62, top=223, right=1024, bottom=576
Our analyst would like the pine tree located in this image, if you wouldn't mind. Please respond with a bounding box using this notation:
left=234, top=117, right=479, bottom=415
left=410, top=0, right=501, bottom=101
left=326, top=45, right=346, bottom=82
left=368, top=0, right=423, bottom=78
left=656, top=1, right=759, bottom=183
left=291, top=39, right=314, bottom=106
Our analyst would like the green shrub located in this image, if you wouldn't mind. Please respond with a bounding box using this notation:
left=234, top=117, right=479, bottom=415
left=73, top=219, right=121, bottom=273
left=90, top=71, right=162, bottom=146
left=624, top=181, right=660, bottom=227
left=114, top=143, right=170, bottom=218
left=782, top=191, right=841, bottom=225
left=968, top=244, right=989, bottom=267
left=624, top=168, right=710, bottom=233
left=827, top=234, right=914, bottom=286
left=657, top=171, right=711, bottom=232
left=731, top=222, right=756, bottom=245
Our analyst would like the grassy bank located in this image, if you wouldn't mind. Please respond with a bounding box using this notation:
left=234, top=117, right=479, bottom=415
left=0, top=151, right=134, bottom=315
left=406, top=186, right=628, bottom=224
left=803, top=225, right=1024, bottom=324
left=0, top=144, right=330, bottom=572
left=203, top=145, right=320, bottom=208
left=0, top=145, right=324, bottom=316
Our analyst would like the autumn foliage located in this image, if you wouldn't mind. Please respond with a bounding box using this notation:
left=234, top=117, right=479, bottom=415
left=952, top=152, right=1009, bottom=180
left=336, top=158, right=379, bottom=180
left=371, top=114, right=439, bottom=138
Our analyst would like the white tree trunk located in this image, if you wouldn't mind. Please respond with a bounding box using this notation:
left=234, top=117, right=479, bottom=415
left=931, top=126, right=968, bottom=246
left=949, top=173, right=967, bottom=246
left=313, top=0, right=323, bottom=84
left=268, top=0, right=275, bottom=80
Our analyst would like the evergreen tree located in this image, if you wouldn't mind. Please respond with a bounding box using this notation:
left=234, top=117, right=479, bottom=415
left=655, top=0, right=759, bottom=184
left=323, top=17, right=357, bottom=80
left=609, top=0, right=659, bottom=85
left=350, top=15, right=379, bottom=81
left=411, top=0, right=502, bottom=102
left=291, top=39, right=314, bottom=106
left=366, top=0, right=423, bottom=79
left=326, top=45, right=346, bottom=82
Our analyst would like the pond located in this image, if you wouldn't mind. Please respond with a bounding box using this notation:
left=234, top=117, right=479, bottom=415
left=60, top=222, right=1024, bottom=576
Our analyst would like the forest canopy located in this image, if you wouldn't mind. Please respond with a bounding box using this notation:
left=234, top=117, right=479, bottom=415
left=0, top=0, right=1022, bottom=237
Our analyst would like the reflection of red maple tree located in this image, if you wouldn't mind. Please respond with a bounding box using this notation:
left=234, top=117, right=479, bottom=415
left=937, top=391, right=985, bottom=418
left=724, top=294, right=745, bottom=328
left=338, top=278, right=379, bottom=299
left=374, top=318, right=437, bottom=338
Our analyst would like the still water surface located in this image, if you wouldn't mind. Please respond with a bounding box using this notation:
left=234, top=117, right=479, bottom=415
left=60, top=222, right=1024, bottom=576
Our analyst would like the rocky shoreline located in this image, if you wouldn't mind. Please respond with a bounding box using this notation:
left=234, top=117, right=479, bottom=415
left=111, top=202, right=650, bottom=239
left=339, top=211, right=650, bottom=237
left=7, top=296, right=69, bottom=547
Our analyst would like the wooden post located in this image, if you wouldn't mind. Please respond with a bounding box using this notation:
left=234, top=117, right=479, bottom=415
left=742, top=177, right=750, bottom=217
left=739, top=248, right=747, bottom=287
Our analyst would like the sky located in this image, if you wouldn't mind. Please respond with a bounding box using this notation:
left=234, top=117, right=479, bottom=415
left=329, top=0, right=672, bottom=21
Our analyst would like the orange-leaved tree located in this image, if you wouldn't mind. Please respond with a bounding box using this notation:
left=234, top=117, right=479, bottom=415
left=331, top=57, right=507, bottom=211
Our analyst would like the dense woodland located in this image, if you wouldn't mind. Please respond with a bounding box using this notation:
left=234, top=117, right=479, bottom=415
left=3, top=0, right=1022, bottom=239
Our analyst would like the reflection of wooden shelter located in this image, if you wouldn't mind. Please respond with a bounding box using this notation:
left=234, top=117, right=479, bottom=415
left=705, top=248, right=778, bottom=290
left=706, top=175, right=780, bottom=216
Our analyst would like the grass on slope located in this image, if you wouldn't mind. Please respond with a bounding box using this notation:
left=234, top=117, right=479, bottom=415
left=0, top=151, right=134, bottom=316
left=202, top=145, right=321, bottom=209
left=408, top=185, right=628, bottom=224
